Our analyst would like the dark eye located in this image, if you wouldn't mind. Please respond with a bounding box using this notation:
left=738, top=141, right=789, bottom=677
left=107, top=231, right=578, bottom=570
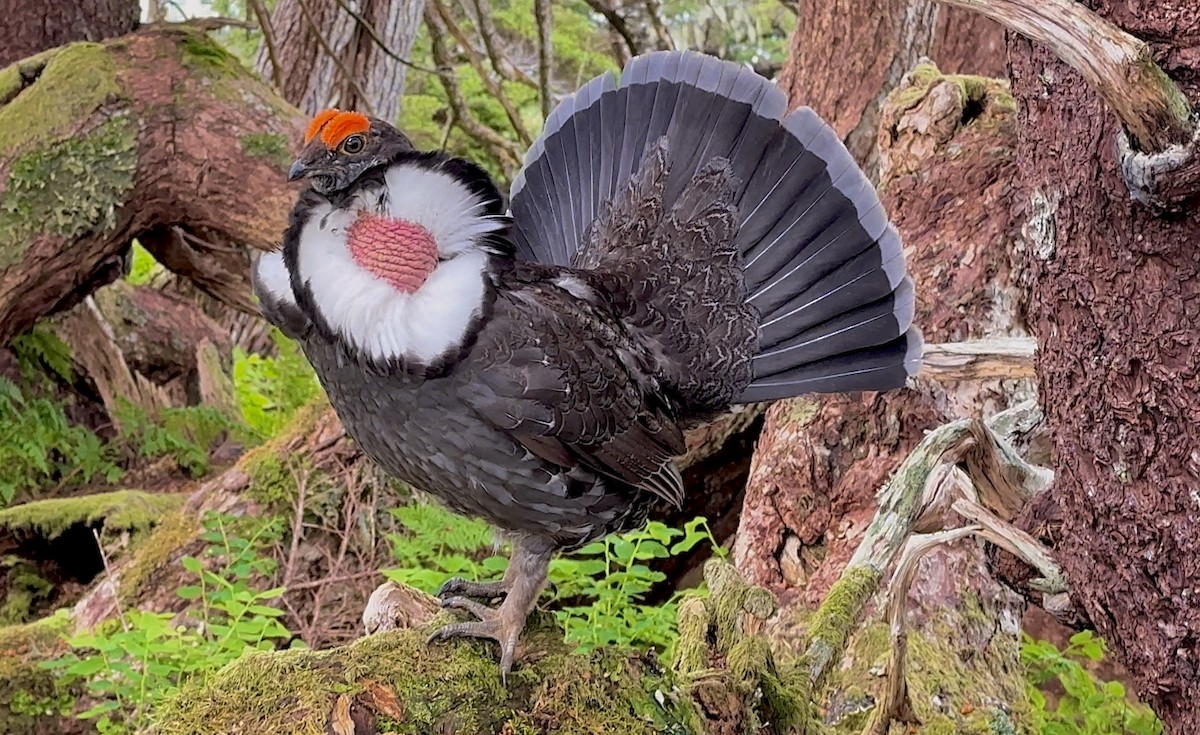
left=341, top=135, right=365, bottom=154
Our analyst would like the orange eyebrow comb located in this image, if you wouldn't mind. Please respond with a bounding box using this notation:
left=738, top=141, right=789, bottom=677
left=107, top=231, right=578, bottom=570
left=304, top=109, right=370, bottom=148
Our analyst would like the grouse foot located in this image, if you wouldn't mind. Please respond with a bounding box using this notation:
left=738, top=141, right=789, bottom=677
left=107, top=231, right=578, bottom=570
left=426, top=535, right=554, bottom=682
left=428, top=602, right=521, bottom=679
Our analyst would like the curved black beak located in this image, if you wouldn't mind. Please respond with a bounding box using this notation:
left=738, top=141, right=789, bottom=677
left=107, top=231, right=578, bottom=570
left=287, top=159, right=309, bottom=182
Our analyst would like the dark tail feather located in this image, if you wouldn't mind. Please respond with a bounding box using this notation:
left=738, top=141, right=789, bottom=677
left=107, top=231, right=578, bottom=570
left=509, top=50, right=921, bottom=401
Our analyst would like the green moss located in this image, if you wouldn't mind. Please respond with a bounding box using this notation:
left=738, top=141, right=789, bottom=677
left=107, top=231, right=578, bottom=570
left=177, top=32, right=244, bottom=78
left=820, top=602, right=1033, bottom=734
left=119, top=511, right=202, bottom=598
left=889, top=62, right=1016, bottom=119
left=0, top=116, right=137, bottom=268
left=155, top=616, right=696, bottom=735
left=0, top=43, right=124, bottom=154
left=0, top=612, right=74, bottom=735
left=240, top=132, right=291, bottom=171
left=240, top=399, right=329, bottom=507
left=0, top=490, right=185, bottom=540
left=781, top=398, right=820, bottom=426
left=672, top=596, right=709, bottom=677
left=797, top=567, right=881, bottom=687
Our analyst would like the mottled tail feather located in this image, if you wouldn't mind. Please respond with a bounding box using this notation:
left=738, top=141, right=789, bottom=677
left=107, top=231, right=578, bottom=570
left=510, top=50, right=921, bottom=403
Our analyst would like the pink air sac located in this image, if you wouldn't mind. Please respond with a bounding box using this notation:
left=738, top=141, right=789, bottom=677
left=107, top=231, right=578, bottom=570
left=347, top=211, right=439, bottom=293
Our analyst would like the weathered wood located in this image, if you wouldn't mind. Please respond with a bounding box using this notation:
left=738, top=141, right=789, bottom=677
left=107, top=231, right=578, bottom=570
left=936, top=0, right=1194, bottom=152
left=920, top=338, right=1036, bottom=380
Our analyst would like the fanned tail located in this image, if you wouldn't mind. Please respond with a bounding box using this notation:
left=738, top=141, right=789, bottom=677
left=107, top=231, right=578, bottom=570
left=509, top=51, right=921, bottom=405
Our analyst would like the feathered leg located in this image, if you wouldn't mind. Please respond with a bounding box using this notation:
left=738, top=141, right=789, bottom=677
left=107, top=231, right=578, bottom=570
left=428, top=535, right=553, bottom=680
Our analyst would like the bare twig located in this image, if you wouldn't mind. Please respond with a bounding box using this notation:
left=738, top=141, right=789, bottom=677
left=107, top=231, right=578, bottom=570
left=580, top=0, right=642, bottom=57
left=467, top=0, right=537, bottom=87
left=431, top=0, right=534, bottom=146
left=533, top=0, right=554, bottom=119
left=865, top=527, right=980, bottom=735
left=293, top=0, right=378, bottom=118
left=282, top=462, right=308, bottom=589
left=934, top=0, right=1194, bottom=153
left=247, top=0, right=284, bottom=90
left=92, top=529, right=130, bottom=633
left=424, top=4, right=524, bottom=171
left=920, top=337, right=1036, bottom=381
left=643, top=0, right=675, bottom=50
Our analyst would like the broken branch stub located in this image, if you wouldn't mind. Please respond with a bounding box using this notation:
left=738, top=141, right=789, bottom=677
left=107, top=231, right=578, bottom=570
left=935, top=0, right=1200, bottom=209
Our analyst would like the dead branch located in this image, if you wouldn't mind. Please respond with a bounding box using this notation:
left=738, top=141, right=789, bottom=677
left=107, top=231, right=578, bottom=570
left=934, top=0, right=1200, bottom=209
left=534, top=0, right=554, bottom=119
left=936, top=0, right=1193, bottom=151
left=465, top=0, right=537, bottom=87
left=330, top=0, right=439, bottom=75
left=643, top=0, right=674, bottom=50
left=866, top=526, right=979, bottom=735
left=581, top=0, right=642, bottom=58
left=794, top=400, right=1048, bottom=690
left=920, top=337, right=1036, bottom=381
left=293, top=0, right=378, bottom=117
left=430, top=0, right=534, bottom=147
left=246, top=0, right=284, bottom=90
left=423, top=4, right=524, bottom=172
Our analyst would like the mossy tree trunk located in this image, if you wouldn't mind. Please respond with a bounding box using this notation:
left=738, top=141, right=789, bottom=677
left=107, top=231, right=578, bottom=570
left=1005, top=2, right=1200, bottom=730
left=777, top=0, right=1007, bottom=180
left=736, top=60, right=1043, bottom=732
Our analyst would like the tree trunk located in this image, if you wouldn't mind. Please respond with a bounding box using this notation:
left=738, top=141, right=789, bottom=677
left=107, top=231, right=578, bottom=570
left=737, top=51, right=1042, bottom=730
left=0, top=0, right=138, bottom=67
left=778, top=0, right=1006, bottom=180
left=257, top=0, right=426, bottom=120
left=1006, top=2, right=1200, bottom=730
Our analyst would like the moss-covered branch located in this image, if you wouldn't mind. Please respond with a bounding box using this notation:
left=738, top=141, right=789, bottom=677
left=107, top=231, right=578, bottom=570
left=0, top=24, right=304, bottom=344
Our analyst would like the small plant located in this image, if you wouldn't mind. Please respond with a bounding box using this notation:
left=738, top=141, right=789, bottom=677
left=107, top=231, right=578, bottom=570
left=384, top=502, right=722, bottom=654
left=124, top=241, right=163, bottom=287
left=232, top=328, right=321, bottom=441
left=112, top=401, right=234, bottom=477
left=0, top=377, right=122, bottom=507
left=1023, top=630, right=1163, bottom=735
left=549, top=517, right=721, bottom=654
left=46, top=514, right=293, bottom=734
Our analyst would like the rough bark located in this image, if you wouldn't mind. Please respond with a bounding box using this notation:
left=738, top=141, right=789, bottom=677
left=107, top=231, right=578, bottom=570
left=779, top=0, right=1006, bottom=179
left=0, top=0, right=139, bottom=67
left=256, top=0, right=426, bottom=120
left=0, top=25, right=302, bottom=346
left=736, top=62, right=1040, bottom=730
left=1006, top=2, right=1200, bottom=729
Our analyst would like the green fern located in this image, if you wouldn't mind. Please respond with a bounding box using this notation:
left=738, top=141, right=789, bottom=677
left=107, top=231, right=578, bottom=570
left=0, top=378, right=123, bottom=507
left=232, top=329, right=320, bottom=441
left=10, top=325, right=74, bottom=384
left=383, top=502, right=721, bottom=654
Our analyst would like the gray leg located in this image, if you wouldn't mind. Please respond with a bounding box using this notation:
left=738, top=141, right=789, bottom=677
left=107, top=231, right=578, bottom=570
left=427, top=536, right=554, bottom=681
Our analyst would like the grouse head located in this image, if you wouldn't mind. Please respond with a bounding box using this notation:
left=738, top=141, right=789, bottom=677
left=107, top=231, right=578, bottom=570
left=288, top=110, right=415, bottom=196
left=265, top=109, right=513, bottom=371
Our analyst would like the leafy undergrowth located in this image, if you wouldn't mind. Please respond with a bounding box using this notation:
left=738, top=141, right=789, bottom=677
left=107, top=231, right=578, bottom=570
left=1023, top=631, right=1163, bottom=735
left=384, top=502, right=722, bottom=655
left=0, top=322, right=317, bottom=508
left=44, top=514, right=292, bottom=735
